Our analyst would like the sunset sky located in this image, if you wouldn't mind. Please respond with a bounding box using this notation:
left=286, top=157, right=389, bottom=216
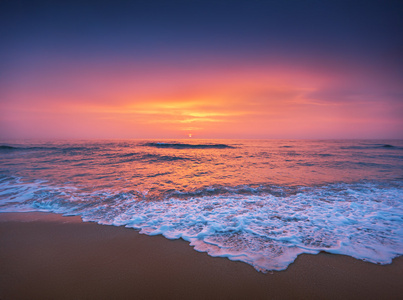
left=1, top=0, right=402, bottom=139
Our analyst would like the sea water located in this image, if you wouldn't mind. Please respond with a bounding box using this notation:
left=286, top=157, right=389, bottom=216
left=1, top=139, right=402, bottom=272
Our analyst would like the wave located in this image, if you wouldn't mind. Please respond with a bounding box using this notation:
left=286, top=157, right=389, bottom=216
left=0, top=145, right=17, bottom=150
left=144, top=142, right=235, bottom=149
left=0, top=145, right=53, bottom=152
left=1, top=177, right=402, bottom=272
left=163, top=184, right=288, bottom=200
left=141, top=153, right=190, bottom=162
left=341, top=144, right=403, bottom=150
left=0, top=145, right=84, bottom=152
left=111, top=152, right=191, bottom=164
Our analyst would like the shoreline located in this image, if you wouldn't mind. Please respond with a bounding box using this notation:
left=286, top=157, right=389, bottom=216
left=1, top=212, right=402, bottom=299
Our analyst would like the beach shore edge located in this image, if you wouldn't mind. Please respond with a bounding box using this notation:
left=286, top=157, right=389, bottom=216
left=1, top=212, right=402, bottom=299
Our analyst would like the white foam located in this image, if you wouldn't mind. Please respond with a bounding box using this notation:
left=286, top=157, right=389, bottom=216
left=1, top=178, right=402, bottom=272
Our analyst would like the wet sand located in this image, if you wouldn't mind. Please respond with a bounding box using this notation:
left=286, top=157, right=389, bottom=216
left=1, top=212, right=402, bottom=300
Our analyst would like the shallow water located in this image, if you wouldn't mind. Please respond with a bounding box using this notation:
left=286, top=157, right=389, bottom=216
left=1, top=139, right=402, bottom=271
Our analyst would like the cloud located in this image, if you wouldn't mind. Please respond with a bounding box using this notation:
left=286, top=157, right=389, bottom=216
left=1, top=54, right=402, bottom=139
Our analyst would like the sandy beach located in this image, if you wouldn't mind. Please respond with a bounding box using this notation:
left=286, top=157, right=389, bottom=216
left=0, top=212, right=402, bottom=300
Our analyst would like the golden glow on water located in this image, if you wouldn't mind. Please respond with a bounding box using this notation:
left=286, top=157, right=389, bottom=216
left=3, top=139, right=402, bottom=200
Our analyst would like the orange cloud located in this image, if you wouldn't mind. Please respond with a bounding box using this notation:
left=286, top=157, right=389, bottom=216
left=1, top=60, right=402, bottom=139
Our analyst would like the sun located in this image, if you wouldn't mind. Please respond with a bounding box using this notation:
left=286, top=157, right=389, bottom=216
left=188, top=133, right=192, bottom=138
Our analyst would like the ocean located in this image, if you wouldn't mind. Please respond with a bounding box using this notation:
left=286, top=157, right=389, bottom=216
left=1, top=139, right=402, bottom=272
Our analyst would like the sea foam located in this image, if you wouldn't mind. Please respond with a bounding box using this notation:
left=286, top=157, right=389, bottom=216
left=1, top=176, right=402, bottom=272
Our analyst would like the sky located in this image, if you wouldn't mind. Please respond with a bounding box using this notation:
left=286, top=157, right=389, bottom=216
left=1, top=0, right=402, bottom=139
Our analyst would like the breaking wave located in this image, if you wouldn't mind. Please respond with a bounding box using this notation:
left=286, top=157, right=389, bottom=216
left=1, top=176, right=402, bottom=272
left=341, top=144, right=403, bottom=150
left=143, top=142, right=235, bottom=149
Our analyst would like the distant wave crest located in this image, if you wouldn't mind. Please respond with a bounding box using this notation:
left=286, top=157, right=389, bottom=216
left=144, top=142, right=235, bottom=149
left=0, top=145, right=95, bottom=152
left=0, top=145, right=17, bottom=150
left=0, top=145, right=49, bottom=151
left=117, top=152, right=190, bottom=163
left=341, top=144, right=402, bottom=150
